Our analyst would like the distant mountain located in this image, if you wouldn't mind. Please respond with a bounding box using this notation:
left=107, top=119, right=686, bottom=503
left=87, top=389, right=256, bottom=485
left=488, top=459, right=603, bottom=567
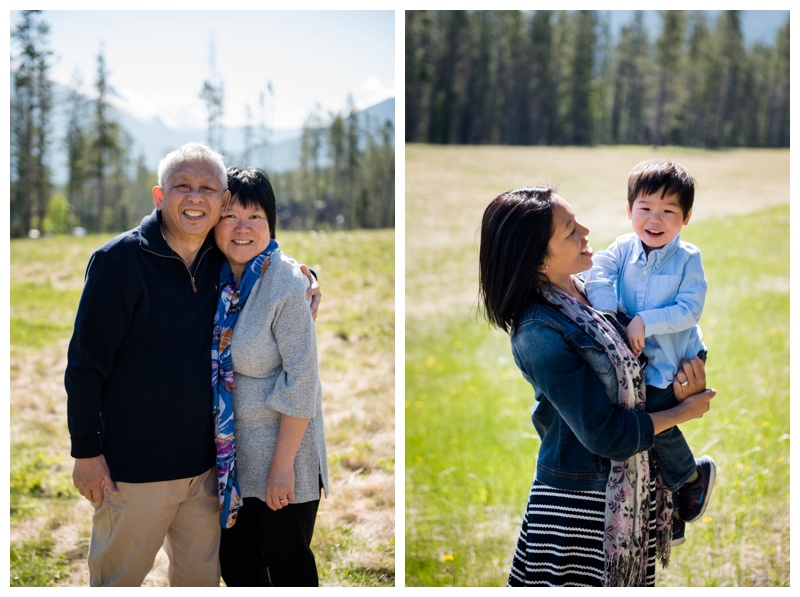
left=43, top=86, right=394, bottom=184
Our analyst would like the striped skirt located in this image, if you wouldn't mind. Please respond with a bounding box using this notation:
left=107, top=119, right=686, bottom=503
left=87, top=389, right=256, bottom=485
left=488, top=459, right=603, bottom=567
left=507, top=479, right=658, bottom=587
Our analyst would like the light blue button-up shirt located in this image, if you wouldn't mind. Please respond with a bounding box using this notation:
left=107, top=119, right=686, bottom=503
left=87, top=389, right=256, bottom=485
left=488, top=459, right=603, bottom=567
left=584, top=232, right=707, bottom=389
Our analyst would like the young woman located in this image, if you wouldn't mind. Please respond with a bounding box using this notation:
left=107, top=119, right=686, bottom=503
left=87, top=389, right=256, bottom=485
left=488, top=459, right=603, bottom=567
left=478, top=186, right=715, bottom=587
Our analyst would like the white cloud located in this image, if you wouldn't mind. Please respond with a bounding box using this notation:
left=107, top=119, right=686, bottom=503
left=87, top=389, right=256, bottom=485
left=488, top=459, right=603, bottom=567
left=355, top=77, right=395, bottom=111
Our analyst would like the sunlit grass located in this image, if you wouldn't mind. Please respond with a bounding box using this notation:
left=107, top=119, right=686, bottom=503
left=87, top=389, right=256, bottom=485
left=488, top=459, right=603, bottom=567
left=10, top=228, right=395, bottom=587
left=10, top=535, right=71, bottom=587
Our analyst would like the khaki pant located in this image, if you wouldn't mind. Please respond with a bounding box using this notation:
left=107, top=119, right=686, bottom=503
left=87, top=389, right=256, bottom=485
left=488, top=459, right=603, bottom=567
left=88, top=467, right=221, bottom=586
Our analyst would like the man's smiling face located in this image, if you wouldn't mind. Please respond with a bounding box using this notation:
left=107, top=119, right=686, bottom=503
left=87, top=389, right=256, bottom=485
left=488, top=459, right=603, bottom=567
left=153, top=160, right=228, bottom=249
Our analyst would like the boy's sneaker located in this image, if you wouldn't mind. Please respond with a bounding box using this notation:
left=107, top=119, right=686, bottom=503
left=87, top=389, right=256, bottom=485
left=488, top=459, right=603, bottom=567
left=671, top=517, right=686, bottom=547
left=678, top=455, right=716, bottom=523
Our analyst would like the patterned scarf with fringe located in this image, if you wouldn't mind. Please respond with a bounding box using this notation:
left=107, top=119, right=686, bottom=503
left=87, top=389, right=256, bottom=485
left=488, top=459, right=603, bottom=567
left=543, top=276, right=672, bottom=586
left=212, top=239, right=279, bottom=528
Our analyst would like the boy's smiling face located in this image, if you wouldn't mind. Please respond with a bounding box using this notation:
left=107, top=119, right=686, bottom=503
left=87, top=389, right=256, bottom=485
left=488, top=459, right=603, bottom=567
left=627, top=191, right=692, bottom=254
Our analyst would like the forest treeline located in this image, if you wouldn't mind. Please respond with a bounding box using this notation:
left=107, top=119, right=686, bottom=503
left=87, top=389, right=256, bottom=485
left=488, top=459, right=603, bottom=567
left=10, top=10, right=394, bottom=238
left=405, top=10, right=789, bottom=149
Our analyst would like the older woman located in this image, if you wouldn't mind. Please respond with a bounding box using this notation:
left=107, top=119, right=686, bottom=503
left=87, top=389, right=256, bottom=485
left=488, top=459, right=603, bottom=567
left=478, top=187, right=715, bottom=587
left=211, top=167, right=328, bottom=586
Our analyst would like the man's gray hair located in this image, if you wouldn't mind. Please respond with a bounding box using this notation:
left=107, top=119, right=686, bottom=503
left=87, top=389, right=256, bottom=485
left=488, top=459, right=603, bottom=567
left=157, top=142, right=227, bottom=190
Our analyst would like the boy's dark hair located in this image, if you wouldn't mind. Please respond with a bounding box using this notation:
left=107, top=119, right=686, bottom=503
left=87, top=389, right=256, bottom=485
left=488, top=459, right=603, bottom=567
left=226, top=166, right=277, bottom=238
left=627, top=160, right=696, bottom=217
left=479, top=186, right=558, bottom=333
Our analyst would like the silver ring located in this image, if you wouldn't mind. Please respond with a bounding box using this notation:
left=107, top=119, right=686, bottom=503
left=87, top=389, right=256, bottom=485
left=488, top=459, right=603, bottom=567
left=680, top=380, right=689, bottom=386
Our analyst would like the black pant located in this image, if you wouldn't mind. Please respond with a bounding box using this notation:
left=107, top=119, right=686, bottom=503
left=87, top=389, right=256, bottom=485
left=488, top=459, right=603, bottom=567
left=219, top=497, right=320, bottom=587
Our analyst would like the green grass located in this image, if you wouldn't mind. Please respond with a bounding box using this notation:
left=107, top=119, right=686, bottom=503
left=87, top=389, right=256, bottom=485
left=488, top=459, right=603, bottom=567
left=10, top=535, right=72, bottom=587
left=405, top=148, right=789, bottom=586
left=10, top=228, right=395, bottom=587
left=10, top=235, right=103, bottom=349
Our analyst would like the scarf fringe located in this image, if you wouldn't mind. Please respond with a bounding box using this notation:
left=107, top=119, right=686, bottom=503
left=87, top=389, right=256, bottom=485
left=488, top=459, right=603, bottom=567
left=604, top=551, right=647, bottom=587
left=656, top=520, right=672, bottom=568
left=603, top=512, right=673, bottom=586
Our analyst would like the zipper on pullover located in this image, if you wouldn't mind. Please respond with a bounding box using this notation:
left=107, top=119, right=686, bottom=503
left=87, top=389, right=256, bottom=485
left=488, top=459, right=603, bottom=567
left=142, top=244, right=214, bottom=293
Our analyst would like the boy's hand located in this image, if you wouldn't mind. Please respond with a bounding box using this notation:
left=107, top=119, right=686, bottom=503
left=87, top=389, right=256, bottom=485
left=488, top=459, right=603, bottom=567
left=626, top=315, right=646, bottom=355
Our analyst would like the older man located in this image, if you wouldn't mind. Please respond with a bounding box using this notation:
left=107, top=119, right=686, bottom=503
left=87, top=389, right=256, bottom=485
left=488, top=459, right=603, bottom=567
left=66, top=143, right=319, bottom=586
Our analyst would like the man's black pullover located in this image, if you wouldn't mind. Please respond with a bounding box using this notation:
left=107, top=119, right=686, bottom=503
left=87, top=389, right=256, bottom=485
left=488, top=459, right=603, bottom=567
left=66, top=210, right=221, bottom=483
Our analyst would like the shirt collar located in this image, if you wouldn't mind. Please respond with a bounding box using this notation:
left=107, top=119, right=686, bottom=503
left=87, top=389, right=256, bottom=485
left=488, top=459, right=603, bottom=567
left=630, top=234, right=681, bottom=268
left=138, top=208, right=218, bottom=258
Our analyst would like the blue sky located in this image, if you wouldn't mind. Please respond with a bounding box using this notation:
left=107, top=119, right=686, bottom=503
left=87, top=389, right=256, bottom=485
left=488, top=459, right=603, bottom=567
left=9, top=9, right=395, bottom=131
left=8, top=7, right=789, bottom=134
left=605, top=9, right=789, bottom=46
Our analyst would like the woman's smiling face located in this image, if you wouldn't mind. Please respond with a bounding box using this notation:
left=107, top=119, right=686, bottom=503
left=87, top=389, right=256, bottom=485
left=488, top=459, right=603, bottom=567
left=214, top=196, right=272, bottom=279
left=542, top=195, right=594, bottom=281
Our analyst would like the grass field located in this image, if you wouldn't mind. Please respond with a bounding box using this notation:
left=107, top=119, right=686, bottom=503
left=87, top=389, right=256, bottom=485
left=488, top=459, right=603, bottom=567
left=9, top=228, right=395, bottom=587
left=405, top=144, right=790, bottom=587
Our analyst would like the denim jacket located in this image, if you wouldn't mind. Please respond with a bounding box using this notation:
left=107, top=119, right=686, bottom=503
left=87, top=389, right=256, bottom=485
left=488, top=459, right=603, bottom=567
left=510, top=301, right=656, bottom=491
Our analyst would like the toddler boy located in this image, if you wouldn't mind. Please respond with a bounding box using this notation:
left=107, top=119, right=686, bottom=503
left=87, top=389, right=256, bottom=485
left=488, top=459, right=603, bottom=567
left=585, top=159, right=716, bottom=546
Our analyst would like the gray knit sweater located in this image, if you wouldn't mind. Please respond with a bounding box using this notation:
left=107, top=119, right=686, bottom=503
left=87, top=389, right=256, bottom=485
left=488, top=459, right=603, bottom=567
left=230, top=250, right=328, bottom=503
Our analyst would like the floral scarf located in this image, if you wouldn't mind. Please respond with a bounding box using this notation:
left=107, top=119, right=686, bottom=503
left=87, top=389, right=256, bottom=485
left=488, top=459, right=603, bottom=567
left=543, top=276, right=672, bottom=586
left=212, top=239, right=279, bottom=528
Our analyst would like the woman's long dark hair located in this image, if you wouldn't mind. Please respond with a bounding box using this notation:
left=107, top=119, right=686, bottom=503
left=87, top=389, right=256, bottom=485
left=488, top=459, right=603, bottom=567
left=479, top=186, right=558, bottom=333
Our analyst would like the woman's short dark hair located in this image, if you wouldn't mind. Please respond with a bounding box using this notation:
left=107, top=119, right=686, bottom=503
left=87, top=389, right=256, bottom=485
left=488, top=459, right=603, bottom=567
left=226, top=166, right=277, bottom=239
left=479, top=186, right=558, bottom=333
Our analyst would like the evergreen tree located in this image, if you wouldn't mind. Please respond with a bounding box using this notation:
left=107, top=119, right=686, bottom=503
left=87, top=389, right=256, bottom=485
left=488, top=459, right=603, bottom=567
left=200, top=37, right=225, bottom=151
left=345, top=97, right=362, bottom=227
left=706, top=11, right=745, bottom=147
left=298, top=105, right=326, bottom=228
left=501, top=11, right=531, bottom=145
left=131, top=153, right=157, bottom=222
left=529, top=11, right=558, bottom=145
left=459, top=11, right=497, bottom=144
left=653, top=11, right=686, bottom=146
left=403, top=9, right=788, bottom=150
left=10, top=10, right=53, bottom=237
left=682, top=12, right=712, bottom=147
left=243, top=104, right=254, bottom=166
left=767, top=19, right=790, bottom=148
left=567, top=11, right=599, bottom=145
left=405, top=10, right=435, bottom=142
left=327, top=111, right=346, bottom=226
left=428, top=11, right=469, bottom=144
left=64, top=70, right=91, bottom=228
left=88, top=46, right=126, bottom=232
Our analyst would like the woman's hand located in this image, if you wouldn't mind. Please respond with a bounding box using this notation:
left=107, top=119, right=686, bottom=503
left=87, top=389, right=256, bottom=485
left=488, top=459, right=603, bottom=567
left=673, top=356, right=706, bottom=401
left=677, top=388, right=716, bottom=422
left=649, top=386, right=716, bottom=434
left=265, top=463, right=296, bottom=511
left=266, top=415, right=310, bottom=510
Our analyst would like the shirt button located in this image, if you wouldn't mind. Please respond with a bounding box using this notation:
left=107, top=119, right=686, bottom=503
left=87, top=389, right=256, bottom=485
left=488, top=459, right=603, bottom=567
left=642, top=270, right=648, bottom=275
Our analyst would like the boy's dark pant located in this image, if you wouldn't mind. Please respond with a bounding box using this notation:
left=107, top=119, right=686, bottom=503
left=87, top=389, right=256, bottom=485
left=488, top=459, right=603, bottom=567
left=645, top=350, right=708, bottom=492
